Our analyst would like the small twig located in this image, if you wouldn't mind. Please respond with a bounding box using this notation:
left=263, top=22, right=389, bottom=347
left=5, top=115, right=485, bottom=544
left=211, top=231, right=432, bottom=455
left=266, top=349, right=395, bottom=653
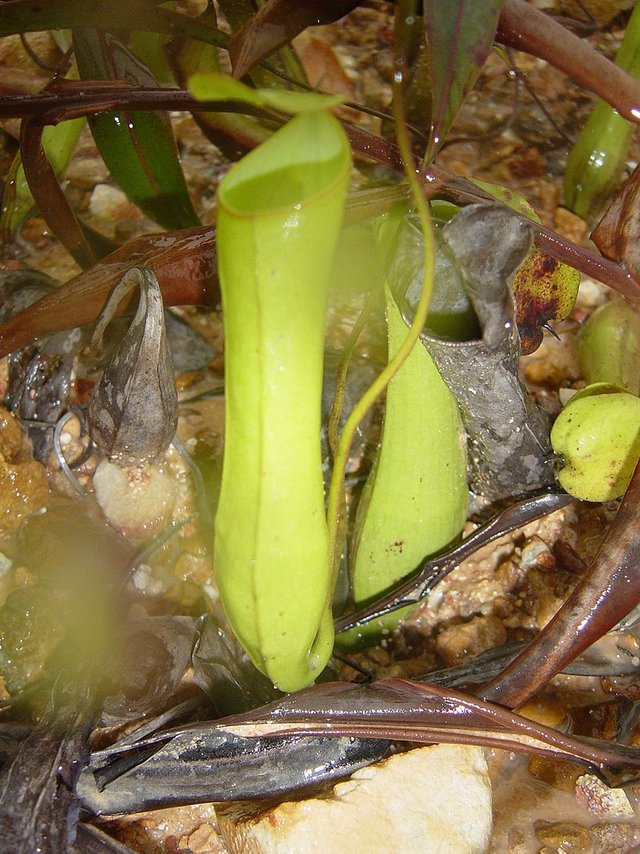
left=53, top=411, right=88, bottom=496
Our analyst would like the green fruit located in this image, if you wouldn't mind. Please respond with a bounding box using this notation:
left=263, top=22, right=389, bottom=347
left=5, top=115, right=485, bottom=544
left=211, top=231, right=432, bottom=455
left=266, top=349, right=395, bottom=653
left=550, top=388, right=640, bottom=501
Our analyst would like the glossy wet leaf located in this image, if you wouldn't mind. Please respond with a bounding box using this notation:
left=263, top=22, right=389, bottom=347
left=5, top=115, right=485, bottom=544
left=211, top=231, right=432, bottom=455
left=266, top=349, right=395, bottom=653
left=78, top=676, right=640, bottom=817
left=88, top=267, right=178, bottom=465
left=410, top=204, right=555, bottom=500
left=189, top=71, right=342, bottom=113
left=19, top=115, right=100, bottom=269
left=424, top=0, right=506, bottom=160
left=227, top=0, right=361, bottom=79
left=335, top=493, right=572, bottom=634
left=73, top=29, right=200, bottom=232
left=78, top=727, right=388, bottom=815
left=563, top=0, right=640, bottom=223
left=0, top=0, right=227, bottom=48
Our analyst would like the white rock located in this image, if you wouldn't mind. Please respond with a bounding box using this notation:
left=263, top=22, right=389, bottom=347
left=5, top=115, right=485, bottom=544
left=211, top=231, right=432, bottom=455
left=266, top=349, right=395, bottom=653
left=93, top=459, right=178, bottom=538
left=219, top=744, right=492, bottom=853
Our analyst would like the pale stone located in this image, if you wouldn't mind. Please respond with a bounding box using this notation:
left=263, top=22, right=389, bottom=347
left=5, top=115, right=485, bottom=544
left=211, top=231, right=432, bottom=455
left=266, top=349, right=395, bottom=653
left=93, top=459, right=178, bottom=538
left=218, top=744, right=492, bottom=854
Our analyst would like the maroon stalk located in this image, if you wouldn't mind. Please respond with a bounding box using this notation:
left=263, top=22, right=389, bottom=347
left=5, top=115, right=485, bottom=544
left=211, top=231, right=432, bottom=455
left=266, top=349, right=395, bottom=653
left=480, top=460, right=640, bottom=709
left=497, top=0, right=640, bottom=123
left=0, top=227, right=218, bottom=357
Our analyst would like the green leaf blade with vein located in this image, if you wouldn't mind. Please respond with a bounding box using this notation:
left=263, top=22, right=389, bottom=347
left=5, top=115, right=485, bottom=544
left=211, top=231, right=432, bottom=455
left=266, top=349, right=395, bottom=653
left=424, top=0, right=506, bottom=162
left=73, top=28, right=200, bottom=232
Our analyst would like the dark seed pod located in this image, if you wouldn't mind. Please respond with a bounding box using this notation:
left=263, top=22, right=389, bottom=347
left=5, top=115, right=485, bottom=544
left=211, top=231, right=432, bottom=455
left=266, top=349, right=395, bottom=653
left=88, top=267, right=178, bottom=465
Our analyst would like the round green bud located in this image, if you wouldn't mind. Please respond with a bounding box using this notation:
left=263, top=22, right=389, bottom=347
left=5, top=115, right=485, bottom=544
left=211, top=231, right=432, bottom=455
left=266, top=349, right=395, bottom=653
left=551, top=386, right=640, bottom=501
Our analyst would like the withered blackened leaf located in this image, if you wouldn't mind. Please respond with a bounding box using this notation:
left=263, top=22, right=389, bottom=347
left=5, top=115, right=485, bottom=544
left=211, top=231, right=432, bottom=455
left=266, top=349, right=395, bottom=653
left=399, top=204, right=554, bottom=500
left=88, top=266, right=178, bottom=465
left=101, top=615, right=198, bottom=726
left=442, top=203, right=532, bottom=351
left=192, top=614, right=280, bottom=717
left=439, top=205, right=554, bottom=498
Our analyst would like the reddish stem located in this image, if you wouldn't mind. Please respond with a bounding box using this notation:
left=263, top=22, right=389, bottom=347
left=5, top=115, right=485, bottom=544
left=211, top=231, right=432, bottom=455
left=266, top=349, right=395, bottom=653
left=480, top=461, right=640, bottom=708
left=497, top=0, right=640, bottom=123
left=20, top=117, right=97, bottom=269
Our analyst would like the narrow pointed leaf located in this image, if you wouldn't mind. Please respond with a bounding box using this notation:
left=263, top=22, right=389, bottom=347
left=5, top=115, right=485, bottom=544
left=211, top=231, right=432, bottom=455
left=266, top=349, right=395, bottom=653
left=0, top=116, right=85, bottom=239
left=424, top=0, right=506, bottom=159
left=78, top=676, right=640, bottom=818
left=73, top=29, right=200, bottom=231
left=19, top=116, right=98, bottom=269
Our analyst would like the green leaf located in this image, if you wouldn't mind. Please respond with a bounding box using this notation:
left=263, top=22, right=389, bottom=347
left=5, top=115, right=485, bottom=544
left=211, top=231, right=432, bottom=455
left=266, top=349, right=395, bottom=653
left=74, top=29, right=200, bottom=231
left=563, top=1, right=640, bottom=222
left=188, top=71, right=343, bottom=113
left=424, top=0, right=506, bottom=160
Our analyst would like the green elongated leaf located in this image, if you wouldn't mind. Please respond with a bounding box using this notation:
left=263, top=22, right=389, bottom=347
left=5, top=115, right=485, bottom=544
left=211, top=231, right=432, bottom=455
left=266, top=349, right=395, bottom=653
left=0, top=0, right=227, bottom=47
left=189, top=71, right=342, bottom=113
left=227, top=0, right=361, bottom=79
left=169, top=4, right=272, bottom=159
left=424, top=0, right=506, bottom=161
left=73, top=29, right=200, bottom=231
left=563, top=1, right=640, bottom=222
left=214, top=111, right=350, bottom=692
